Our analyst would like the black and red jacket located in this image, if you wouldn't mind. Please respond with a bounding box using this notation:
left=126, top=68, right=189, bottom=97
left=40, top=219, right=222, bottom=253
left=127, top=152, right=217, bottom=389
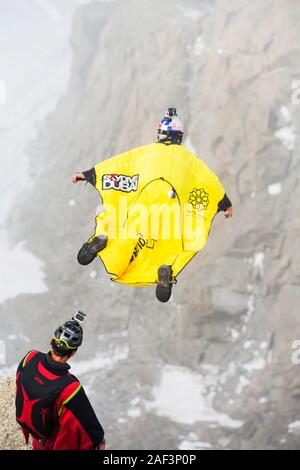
left=16, top=350, right=105, bottom=450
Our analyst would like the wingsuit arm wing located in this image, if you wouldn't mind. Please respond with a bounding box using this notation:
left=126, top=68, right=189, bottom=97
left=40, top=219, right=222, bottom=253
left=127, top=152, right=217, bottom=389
left=82, top=168, right=96, bottom=187
left=217, top=193, right=232, bottom=212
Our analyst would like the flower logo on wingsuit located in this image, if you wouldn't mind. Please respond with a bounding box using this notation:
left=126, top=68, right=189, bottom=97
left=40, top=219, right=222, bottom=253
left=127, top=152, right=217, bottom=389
left=188, top=188, right=209, bottom=211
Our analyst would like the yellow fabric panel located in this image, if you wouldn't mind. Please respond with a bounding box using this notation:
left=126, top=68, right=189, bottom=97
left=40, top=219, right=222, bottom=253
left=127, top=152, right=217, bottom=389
left=91, top=143, right=225, bottom=285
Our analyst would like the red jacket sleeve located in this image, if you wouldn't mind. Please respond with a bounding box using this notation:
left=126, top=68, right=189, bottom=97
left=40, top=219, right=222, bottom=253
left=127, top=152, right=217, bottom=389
left=54, top=406, right=94, bottom=450
left=54, top=381, right=104, bottom=450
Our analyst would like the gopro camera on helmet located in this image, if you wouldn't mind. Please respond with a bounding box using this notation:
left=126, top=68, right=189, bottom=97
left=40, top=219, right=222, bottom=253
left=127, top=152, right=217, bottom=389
left=72, top=310, right=87, bottom=325
left=157, top=107, right=184, bottom=143
left=165, top=108, right=177, bottom=118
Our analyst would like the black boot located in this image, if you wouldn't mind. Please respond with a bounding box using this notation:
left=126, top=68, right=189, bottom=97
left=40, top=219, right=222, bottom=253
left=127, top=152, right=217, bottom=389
left=77, top=235, right=108, bottom=265
left=156, top=265, right=173, bottom=303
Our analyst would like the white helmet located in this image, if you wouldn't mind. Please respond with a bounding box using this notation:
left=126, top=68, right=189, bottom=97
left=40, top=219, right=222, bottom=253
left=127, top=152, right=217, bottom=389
left=157, top=108, right=184, bottom=144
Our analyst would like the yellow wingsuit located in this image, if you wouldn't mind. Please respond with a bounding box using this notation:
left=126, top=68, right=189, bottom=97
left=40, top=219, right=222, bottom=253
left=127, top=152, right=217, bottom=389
left=90, top=143, right=226, bottom=286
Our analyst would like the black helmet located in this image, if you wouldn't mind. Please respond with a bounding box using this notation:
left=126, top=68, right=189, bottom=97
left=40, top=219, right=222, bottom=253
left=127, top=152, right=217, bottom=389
left=53, top=320, right=83, bottom=350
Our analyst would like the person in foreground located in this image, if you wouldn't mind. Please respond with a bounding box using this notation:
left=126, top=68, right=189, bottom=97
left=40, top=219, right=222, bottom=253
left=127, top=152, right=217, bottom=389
left=72, top=108, right=233, bottom=303
left=15, top=311, right=105, bottom=450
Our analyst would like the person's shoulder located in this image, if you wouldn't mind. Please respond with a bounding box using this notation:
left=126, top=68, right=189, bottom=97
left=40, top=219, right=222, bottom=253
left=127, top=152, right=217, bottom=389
left=140, top=142, right=169, bottom=155
left=57, top=377, right=82, bottom=407
left=125, top=143, right=154, bottom=155
left=17, top=350, right=43, bottom=372
left=69, top=373, right=80, bottom=384
left=64, top=373, right=81, bottom=391
left=23, top=350, right=43, bottom=365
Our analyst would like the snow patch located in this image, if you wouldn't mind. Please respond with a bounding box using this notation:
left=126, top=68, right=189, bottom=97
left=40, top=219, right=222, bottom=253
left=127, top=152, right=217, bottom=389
left=243, top=357, right=266, bottom=373
left=259, top=397, right=268, bottom=404
left=288, top=421, right=300, bottom=433
left=7, top=333, right=30, bottom=343
left=181, top=8, right=202, bottom=21
left=193, top=36, right=205, bottom=56
left=244, top=294, right=255, bottom=322
left=130, top=397, right=141, bottom=407
left=217, top=48, right=229, bottom=56
left=229, top=328, right=240, bottom=341
left=179, top=2, right=213, bottom=20
left=280, top=106, right=292, bottom=124
left=254, top=252, right=264, bottom=278
left=127, top=397, right=142, bottom=419
left=89, top=270, right=97, bottom=279
left=146, top=365, right=242, bottom=429
left=274, top=125, right=296, bottom=151
left=127, top=407, right=141, bottom=418
left=268, top=182, right=282, bottom=196
left=117, top=417, right=127, bottom=424
left=72, top=345, right=129, bottom=375
left=179, top=440, right=212, bottom=451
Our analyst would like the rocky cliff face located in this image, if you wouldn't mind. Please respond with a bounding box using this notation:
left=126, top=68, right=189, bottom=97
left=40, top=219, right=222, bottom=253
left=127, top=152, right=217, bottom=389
left=1, top=0, right=300, bottom=449
left=0, top=378, right=29, bottom=450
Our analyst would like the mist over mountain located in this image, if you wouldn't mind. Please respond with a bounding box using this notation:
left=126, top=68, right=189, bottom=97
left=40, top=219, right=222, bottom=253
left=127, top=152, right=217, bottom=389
left=1, top=0, right=300, bottom=450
